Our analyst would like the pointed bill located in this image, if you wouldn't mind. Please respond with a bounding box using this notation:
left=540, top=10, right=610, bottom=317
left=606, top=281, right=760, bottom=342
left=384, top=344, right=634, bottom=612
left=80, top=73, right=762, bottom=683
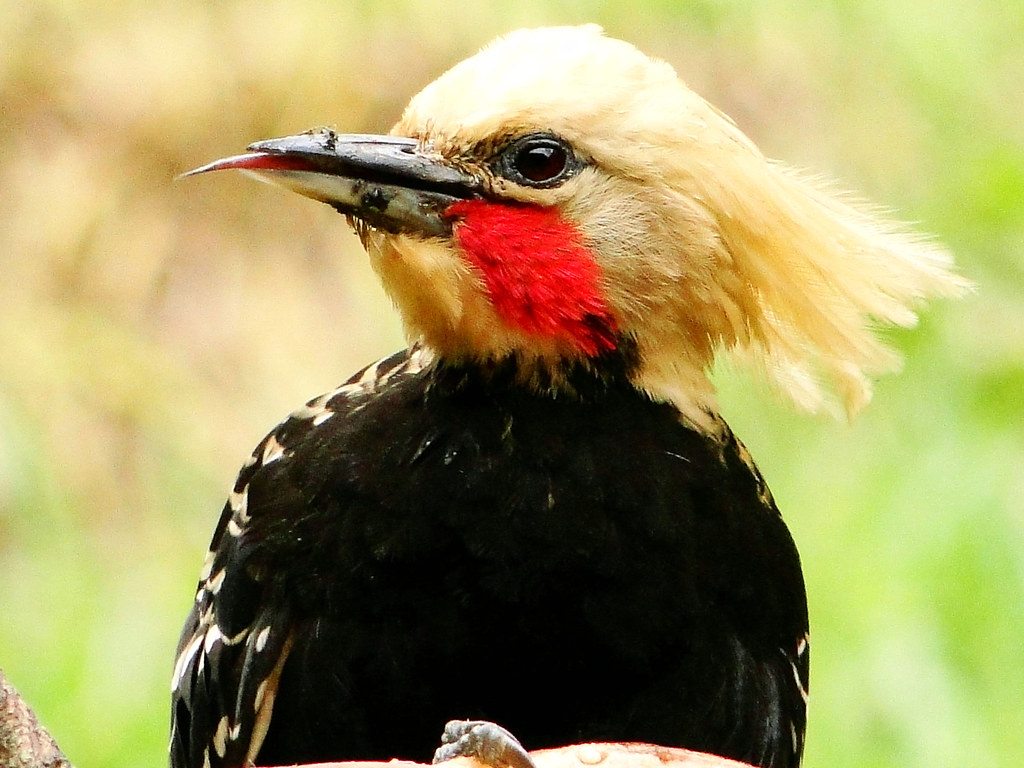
left=183, top=128, right=480, bottom=237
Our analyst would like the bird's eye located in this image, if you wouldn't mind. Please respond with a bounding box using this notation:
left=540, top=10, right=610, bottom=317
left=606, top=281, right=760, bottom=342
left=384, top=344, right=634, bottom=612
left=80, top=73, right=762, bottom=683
left=495, top=133, right=582, bottom=188
left=515, top=142, right=567, bottom=182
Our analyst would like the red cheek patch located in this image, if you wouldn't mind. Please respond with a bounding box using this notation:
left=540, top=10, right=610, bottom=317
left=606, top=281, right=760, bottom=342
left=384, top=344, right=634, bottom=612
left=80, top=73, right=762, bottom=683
left=445, top=199, right=618, bottom=357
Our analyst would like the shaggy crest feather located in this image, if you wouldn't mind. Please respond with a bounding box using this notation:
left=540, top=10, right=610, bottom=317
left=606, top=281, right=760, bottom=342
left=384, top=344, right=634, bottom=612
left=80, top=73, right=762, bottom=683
left=394, top=25, right=969, bottom=418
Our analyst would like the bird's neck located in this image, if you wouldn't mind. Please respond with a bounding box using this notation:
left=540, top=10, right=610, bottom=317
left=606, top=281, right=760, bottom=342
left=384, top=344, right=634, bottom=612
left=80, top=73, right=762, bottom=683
left=419, top=338, right=723, bottom=436
left=425, top=339, right=638, bottom=401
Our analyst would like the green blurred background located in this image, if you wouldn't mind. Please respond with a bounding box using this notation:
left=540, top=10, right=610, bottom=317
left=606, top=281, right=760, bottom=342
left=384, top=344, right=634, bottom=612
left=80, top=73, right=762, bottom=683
left=1, top=1, right=1021, bottom=766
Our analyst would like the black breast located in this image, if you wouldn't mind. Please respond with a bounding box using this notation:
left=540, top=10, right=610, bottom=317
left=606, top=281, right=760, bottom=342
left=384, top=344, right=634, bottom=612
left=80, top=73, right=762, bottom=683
left=208, top=351, right=808, bottom=768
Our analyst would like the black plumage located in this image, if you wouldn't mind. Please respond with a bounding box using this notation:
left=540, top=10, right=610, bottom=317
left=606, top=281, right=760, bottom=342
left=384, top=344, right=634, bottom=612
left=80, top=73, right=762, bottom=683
left=170, top=346, right=809, bottom=768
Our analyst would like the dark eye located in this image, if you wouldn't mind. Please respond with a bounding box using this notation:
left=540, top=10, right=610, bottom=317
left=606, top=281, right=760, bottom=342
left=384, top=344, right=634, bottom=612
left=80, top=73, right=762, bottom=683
left=515, top=142, right=567, bottom=182
left=495, top=133, right=582, bottom=188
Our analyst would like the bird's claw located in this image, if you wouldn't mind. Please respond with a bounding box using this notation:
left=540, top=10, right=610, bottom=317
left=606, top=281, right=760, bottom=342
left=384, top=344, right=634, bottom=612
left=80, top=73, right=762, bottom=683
left=433, top=720, right=537, bottom=768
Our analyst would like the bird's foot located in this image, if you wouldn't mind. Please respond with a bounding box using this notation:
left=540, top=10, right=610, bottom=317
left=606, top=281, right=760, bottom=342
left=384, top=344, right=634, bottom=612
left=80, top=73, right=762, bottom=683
left=433, top=720, right=537, bottom=768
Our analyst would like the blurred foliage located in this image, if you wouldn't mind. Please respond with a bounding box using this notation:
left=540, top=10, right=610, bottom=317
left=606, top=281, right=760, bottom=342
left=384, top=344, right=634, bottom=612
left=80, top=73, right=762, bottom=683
left=0, top=1, right=1021, bottom=767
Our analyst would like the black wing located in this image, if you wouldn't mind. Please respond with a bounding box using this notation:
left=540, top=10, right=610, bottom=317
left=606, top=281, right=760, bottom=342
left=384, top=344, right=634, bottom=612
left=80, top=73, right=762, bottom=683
left=718, top=431, right=810, bottom=768
left=169, top=348, right=426, bottom=768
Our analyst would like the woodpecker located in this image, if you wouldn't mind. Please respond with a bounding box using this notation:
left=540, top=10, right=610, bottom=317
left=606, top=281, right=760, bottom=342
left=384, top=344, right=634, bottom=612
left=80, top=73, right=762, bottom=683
left=170, top=25, right=966, bottom=768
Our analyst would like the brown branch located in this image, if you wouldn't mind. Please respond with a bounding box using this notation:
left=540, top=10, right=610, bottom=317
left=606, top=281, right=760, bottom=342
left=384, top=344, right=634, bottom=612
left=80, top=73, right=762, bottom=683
left=0, top=668, right=73, bottom=768
left=281, top=742, right=754, bottom=768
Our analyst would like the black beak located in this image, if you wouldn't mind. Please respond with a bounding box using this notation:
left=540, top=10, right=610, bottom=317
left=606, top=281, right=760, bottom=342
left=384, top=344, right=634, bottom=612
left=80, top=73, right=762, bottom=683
left=183, top=128, right=479, bottom=237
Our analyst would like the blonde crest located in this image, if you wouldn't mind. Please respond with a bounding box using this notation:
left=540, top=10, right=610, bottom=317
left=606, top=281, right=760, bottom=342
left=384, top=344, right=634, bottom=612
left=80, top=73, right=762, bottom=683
left=391, top=25, right=969, bottom=418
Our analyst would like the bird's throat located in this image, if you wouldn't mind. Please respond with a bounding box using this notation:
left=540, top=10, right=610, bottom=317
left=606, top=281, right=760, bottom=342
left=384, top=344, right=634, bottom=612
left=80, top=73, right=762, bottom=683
left=446, top=200, right=618, bottom=358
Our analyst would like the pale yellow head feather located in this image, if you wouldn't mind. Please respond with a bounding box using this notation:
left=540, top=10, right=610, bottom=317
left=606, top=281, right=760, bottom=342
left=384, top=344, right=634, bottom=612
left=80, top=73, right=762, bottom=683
left=377, top=25, right=968, bottom=419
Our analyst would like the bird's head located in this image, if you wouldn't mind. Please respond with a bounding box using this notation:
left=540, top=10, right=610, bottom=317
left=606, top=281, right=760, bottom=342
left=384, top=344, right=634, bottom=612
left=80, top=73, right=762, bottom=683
left=187, top=25, right=967, bottom=428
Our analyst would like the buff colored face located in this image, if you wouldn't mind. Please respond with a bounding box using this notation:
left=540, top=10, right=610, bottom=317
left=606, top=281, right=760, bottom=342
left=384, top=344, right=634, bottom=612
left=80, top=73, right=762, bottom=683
left=187, top=24, right=966, bottom=423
